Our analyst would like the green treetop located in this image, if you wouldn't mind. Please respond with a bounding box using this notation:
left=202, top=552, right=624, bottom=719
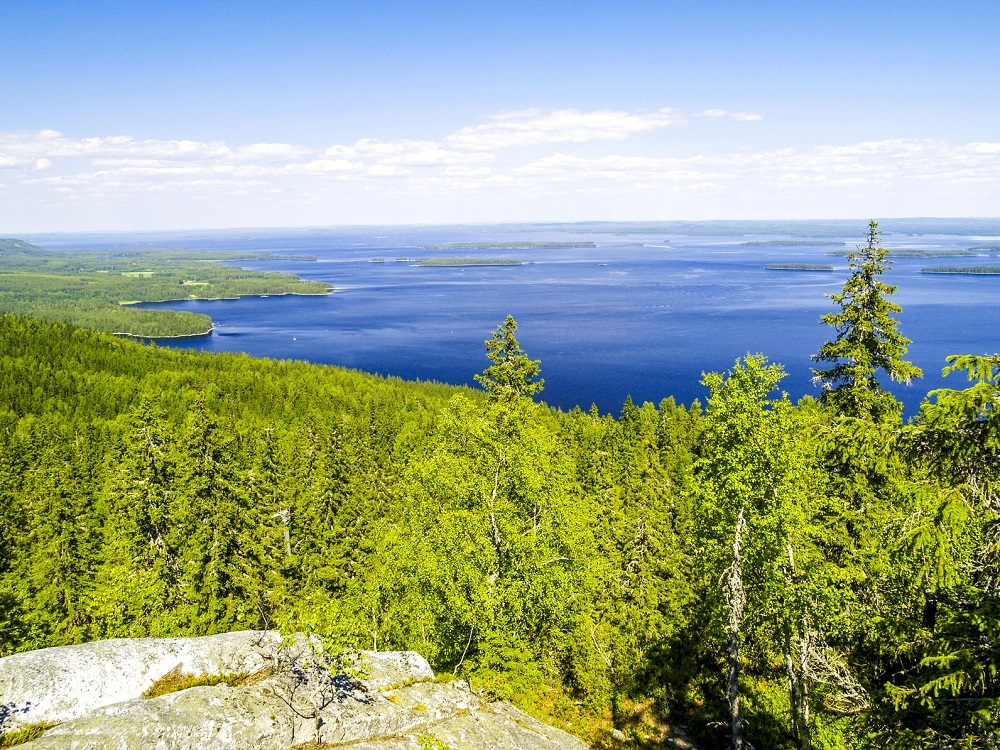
left=474, top=315, right=544, bottom=402
left=812, top=221, right=922, bottom=422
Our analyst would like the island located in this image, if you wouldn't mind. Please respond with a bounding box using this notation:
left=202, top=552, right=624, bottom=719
left=921, top=265, right=1000, bottom=275
left=0, top=238, right=332, bottom=338
left=420, top=241, right=596, bottom=250
left=743, top=240, right=845, bottom=247
left=826, top=248, right=978, bottom=258
left=416, top=257, right=522, bottom=267
left=764, top=263, right=834, bottom=271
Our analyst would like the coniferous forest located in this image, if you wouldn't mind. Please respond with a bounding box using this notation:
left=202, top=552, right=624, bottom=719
left=2, top=223, right=999, bottom=748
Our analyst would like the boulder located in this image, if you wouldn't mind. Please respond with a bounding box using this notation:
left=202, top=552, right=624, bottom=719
left=0, top=633, right=589, bottom=750
left=0, top=631, right=283, bottom=727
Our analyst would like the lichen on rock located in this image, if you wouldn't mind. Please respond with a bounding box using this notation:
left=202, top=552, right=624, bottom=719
left=0, top=632, right=588, bottom=750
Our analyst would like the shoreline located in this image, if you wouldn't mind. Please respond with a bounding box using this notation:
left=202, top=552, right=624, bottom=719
left=130, top=288, right=334, bottom=306
left=112, top=326, right=215, bottom=341
left=114, top=288, right=333, bottom=339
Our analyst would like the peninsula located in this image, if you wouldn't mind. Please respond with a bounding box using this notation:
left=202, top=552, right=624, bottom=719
left=0, top=239, right=331, bottom=338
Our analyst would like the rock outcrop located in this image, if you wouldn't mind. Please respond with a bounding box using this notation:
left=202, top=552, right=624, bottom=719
left=0, top=631, right=589, bottom=750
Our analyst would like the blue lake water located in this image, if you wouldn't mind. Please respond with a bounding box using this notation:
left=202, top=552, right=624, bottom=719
left=33, top=224, right=1000, bottom=416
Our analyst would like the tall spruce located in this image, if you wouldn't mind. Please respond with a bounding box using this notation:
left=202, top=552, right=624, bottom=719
left=812, top=221, right=921, bottom=422
left=474, top=315, right=543, bottom=403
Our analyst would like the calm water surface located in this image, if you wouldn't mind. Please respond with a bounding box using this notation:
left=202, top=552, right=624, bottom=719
left=36, top=226, right=1000, bottom=416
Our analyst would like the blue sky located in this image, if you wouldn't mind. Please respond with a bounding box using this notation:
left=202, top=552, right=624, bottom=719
left=2, top=0, right=998, bottom=230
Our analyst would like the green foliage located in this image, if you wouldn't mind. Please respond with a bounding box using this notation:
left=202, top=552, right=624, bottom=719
left=877, top=355, right=1000, bottom=747
left=813, top=221, right=922, bottom=422
left=473, top=316, right=544, bottom=403
left=0, top=239, right=330, bottom=337
left=4, top=229, right=1000, bottom=748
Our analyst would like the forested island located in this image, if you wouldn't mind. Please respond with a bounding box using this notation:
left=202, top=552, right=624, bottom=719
left=921, top=265, right=1000, bottom=274
left=743, top=240, right=844, bottom=247
left=827, top=247, right=978, bottom=258
left=0, top=239, right=331, bottom=338
left=763, top=263, right=834, bottom=271
left=421, top=242, right=596, bottom=250
left=1, top=222, right=999, bottom=749
left=416, top=257, right=523, bottom=266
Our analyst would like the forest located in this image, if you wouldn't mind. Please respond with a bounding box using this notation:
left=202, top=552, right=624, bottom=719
left=0, top=239, right=330, bottom=337
left=1, top=223, right=998, bottom=749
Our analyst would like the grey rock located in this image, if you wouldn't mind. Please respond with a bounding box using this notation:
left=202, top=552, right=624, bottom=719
left=0, top=633, right=588, bottom=750
left=0, top=631, right=283, bottom=727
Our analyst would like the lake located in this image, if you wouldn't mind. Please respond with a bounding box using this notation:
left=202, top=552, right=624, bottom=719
left=33, top=222, right=1000, bottom=416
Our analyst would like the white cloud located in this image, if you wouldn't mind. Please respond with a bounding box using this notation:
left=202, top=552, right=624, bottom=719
left=0, top=131, right=233, bottom=160
left=3, top=121, right=998, bottom=230
left=0, top=152, right=29, bottom=168
left=235, top=142, right=309, bottom=160
left=445, top=108, right=685, bottom=150
left=325, top=138, right=491, bottom=166
left=303, top=158, right=363, bottom=174
left=699, top=109, right=763, bottom=122
left=366, top=164, right=411, bottom=177
left=443, top=166, right=492, bottom=177
left=508, top=139, right=1000, bottom=191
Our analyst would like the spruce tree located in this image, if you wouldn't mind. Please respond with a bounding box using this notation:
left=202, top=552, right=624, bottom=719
left=812, top=221, right=922, bottom=422
left=474, top=315, right=543, bottom=403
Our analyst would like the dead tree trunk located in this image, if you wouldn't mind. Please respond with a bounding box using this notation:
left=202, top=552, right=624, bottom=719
left=782, top=542, right=812, bottom=749
left=723, top=506, right=748, bottom=750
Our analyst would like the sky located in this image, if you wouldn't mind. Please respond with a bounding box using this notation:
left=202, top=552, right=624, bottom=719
left=1, top=0, right=998, bottom=231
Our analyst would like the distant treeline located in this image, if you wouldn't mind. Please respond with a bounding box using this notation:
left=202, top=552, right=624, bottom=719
left=0, top=239, right=331, bottom=337
left=743, top=240, right=844, bottom=247
left=416, top=257, right=522, bottom=266
left=921, top=265, right=1000, bottom=274
left=421, top=242, right=595, bottom=250
left=763, top=263, right=834, bottom=271
left=827, top=247, right=978, bottom=257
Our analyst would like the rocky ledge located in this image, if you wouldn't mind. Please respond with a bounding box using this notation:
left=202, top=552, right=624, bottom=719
left=0, top=631, right=589, bottom=750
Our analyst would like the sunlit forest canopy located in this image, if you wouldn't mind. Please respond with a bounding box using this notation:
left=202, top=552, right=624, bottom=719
left=0, top=239, right=330, bottom=337
left=2, top=224, right=1000, bottom=748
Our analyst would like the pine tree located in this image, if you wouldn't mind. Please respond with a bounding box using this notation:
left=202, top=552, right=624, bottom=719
left=812, top=221, right=921, bottom=422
